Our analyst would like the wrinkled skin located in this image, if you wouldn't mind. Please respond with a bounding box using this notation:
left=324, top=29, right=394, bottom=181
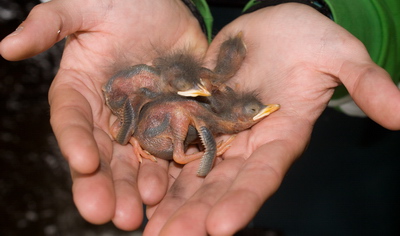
left=1, top=1, right=399, bottom=235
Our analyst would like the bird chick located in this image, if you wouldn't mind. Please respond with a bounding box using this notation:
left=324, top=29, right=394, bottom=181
left=130, top=92, right=279, bottom=176
left=129, top=95, right=217, bottom=173
left=196, top=89, right=280, bottom=176
left=103, top=50, right=213, bottom=145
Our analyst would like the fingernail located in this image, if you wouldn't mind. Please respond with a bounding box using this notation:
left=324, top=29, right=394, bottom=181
left=8, top=26, right=24, bottom=37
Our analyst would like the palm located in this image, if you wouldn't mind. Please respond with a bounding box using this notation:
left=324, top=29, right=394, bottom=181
left=51, top=0, right=208, bottom=136
left=217, top=3, right=399, bottom=156
left=216, top=5, right=343, bottom=158
left=143, top=4, right=400, bottom=236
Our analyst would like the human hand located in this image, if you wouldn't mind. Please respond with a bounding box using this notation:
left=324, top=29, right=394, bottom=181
left=142, top=3, right=400, bottom=235
left=0, top=0, right=208, bottom=231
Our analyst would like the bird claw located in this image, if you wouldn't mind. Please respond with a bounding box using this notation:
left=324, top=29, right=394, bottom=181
left=216, top=135, right=236, bottom=156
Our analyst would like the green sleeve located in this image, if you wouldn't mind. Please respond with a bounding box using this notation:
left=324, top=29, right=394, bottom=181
left=325, top=0, right=400, bottom=116
left=324, top=0, right=400, bottom=97
left=192, top=0, right=214, bottom=42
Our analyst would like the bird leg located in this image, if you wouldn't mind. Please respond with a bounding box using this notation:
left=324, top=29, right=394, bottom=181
left=129, top=137, right=157, bottom=163
left=172, top=138, right=205, bottom=165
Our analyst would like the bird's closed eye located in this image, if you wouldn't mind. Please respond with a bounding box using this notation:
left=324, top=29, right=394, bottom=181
left=243, top=103, right=260, bottom=116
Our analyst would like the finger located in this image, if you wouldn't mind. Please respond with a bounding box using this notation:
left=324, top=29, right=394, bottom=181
left=206, top=138, right=304, bottom=235
left=138, top=158, right=170, bottom=206
left=144, top=161, right=184, bottom=218
left=203, top=114, right=311, bottom=235
left=143, top=160, right=204, bottom=236
left=158, top=157, right=244, bottom=236
left=0, top=0, right=93, bottom=60
left=49, top=73, right=101, bottom=173
left=110, top=144, right=143, bottom=231
left=71, top=127, right=115, bottom=224
left=338, top=61, right=400, bottom=130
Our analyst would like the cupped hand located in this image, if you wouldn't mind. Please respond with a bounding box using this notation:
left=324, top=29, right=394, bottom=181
left=142, top=3, right=400, bottom=236
left=0, top=0, right=208, bottom=230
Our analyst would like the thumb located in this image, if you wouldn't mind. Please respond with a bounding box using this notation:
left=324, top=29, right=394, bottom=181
left=339, top=61, right=400, bottom=130
left=0, top=0, right=92, bottom=61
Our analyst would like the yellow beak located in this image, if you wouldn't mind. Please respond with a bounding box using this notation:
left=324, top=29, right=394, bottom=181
left=177, top=82, right=211, bottom=97
left=253, top=104, right=280, bottom=120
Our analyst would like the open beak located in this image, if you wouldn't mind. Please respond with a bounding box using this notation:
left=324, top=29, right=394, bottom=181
left=177, top=81, right=211, bottom=97
left=253, top=104, right=280, bottom=120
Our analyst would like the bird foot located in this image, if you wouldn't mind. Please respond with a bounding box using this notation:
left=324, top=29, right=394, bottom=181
left=129, top=137, right=157, bottom=163
left=216, top=135, right=236, bottom=156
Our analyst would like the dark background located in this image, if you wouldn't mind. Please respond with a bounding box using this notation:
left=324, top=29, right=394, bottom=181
left=1, top=1, right=399, bottom=235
